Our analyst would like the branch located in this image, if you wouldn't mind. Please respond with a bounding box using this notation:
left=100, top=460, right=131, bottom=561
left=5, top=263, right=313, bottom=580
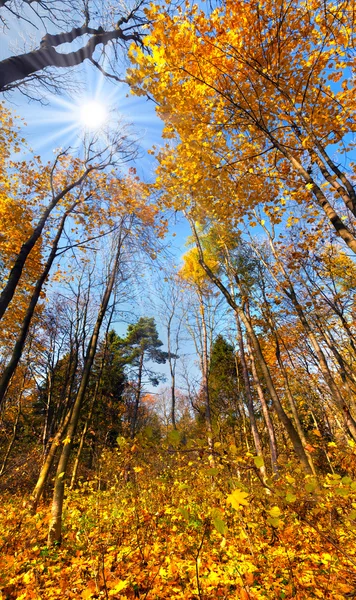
left=0, top=23, right=142, bottom=91
left=89, top=57, right=126, bottom=83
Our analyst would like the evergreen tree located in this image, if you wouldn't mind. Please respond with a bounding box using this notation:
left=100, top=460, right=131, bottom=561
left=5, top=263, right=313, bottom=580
left=208, top=335, right=241, bottom=429
left=118, top=317, right=169, bottom=437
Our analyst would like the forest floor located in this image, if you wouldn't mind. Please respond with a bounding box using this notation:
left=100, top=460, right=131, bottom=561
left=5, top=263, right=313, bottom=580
left=1, top=440, right=356, bottom=599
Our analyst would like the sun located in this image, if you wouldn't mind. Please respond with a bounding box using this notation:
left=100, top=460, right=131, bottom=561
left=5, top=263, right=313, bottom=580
left=80, top=101, right=108, bottom=130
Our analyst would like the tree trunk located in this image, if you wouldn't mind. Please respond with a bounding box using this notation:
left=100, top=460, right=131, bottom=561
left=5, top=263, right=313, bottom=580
left=198, top=290, right=214, bottom=457
left=288, top=288, right=356, bottom=440
left=0, top=25, right=140, bottom=91
left=47, top=233, right=124, bottom=545
left=235, top=313, right=266, bottom=478
left=246, top=337, right=279, bottom=475
left=167, top=316, right=177, bottom=429
left=186, top=215, right=313, bottom=473
left=0, top=210, right=70, bottom=407
left=275, top=345, right=317, bottom=476
left=232, top=352, right=249, bottom=451
left=70, top=300, right=116, bottom=487
left=42, top=369, right=54, bottom=457
left=315, top=317, right=356, bottom=390
left=268, top=136, right=356, bottom=254
left=69, top=402, right=94, bottom=489
left=29, top=408, right=73, bottom=512
left=0, top=171, right=92, bottom=322
left=0, top=384, right=23, bottom=477
left=263, top=224, right=356, bottom=439
left=131, top=350, right=144, bottom=439
left=240, top=305, right=313, bottom=474
left=171, top=372, right=177, bottom=430
left=259, top=289, right=317, bottom=475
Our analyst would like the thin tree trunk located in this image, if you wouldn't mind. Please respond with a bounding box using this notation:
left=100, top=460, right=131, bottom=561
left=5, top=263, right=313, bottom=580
left=29, top=407, right=73, bottom=512
left=186, top=215, right=313, bottom=473
left=246, top=337, right=279, bottom=475
left=258, top=288, right=317, bottom=475
left=233, top=353, right=250, bottom=451
left=299, top=265, right=356, bottom=359
left=275, top=346, right=317, bottom=476
left=261, top=226, right=356, bottom=439
left=253, top=223, right=356, bottom=440
left=267, top=135, right=356, bottom=253
left=48, top=232, right=124, bottom=545
left=170, top=371, right=176, bottom=430
left=131, top=350, right=144, bottom=439
left=197, top=290, right=214, bottom=462
left=44, top=348, right=76, bottom=456
left=241, top=305, right=313, bottom=474
left=235, top=313, right=266, bottom=478
left=0, top=169, right=93, bottom=322
left=0, top=389, right=23, bottom=477
left=42, top=370, right=54, bottom=456
left=166, top=315, right=177, bottom=429
left=70, top=295, right=117, bottom=487
left=69, top=401, right=95, bottom=489
left=0, top=209, right=71, bottom=407
left=314, top=317, right=356, bottom=390
left=288, top=287, right=356, bottom=439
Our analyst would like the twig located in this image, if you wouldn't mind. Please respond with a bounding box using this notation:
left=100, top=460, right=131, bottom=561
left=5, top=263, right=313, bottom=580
left=195, top=521, right=209, bottom=600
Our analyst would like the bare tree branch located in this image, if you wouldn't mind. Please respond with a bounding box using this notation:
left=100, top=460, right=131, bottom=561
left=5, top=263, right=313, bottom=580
left=0, top=1, right=146, bottom=93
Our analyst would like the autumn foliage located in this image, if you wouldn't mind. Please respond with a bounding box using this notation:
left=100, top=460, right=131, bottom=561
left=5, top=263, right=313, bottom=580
left=1, top=0, right=356, bottom=598
left=1, top=437, right=356, bottom=599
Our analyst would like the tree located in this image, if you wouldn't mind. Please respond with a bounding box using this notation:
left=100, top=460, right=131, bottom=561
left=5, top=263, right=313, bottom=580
left=186, top=216, right=314, bottom=473
left=208, top=335, right=240, bottom=425
left=119, top=317, right=169, bottom=438
left=0, top=163, right=140, bottom=408
left=0, top=131, right=137, bottom=327
left=95, top=330, right=127, bottom=438
left=129, top=0, right=356, bottom=253
left=0, top=105, right=142, bottom=409
left=0, top=105, right=44, bottom=356
left=69, top=322, right=127, bottom=488
left=28, top=177, right=164, bottom=512
left=0, top=0, right=146, bottom=95
left=179, top=246, right=220, bottom=451
left=250, top=217, right=356, bottom=442
left=48, top=221, right=132, bottom=544
left=28, top=283, right=89, bottom=512
left=152, top=274, right=185, bottom=429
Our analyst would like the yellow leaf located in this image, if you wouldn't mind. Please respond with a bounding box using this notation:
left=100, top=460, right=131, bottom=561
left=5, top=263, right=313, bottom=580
left=23, top=571, right=34, bottom=584
left=269, top=506, right=281, bottom=518
left=226, top=488, right=249, bottom=509
left=108, top=580, right=128, bottom=595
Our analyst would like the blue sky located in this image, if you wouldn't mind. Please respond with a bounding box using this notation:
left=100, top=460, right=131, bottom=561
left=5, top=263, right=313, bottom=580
left=0, top=8, right=200, bottom=397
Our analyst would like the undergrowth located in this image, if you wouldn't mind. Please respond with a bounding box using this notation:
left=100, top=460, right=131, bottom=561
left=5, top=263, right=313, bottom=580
left=1, top=439, right=356, bottom=599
